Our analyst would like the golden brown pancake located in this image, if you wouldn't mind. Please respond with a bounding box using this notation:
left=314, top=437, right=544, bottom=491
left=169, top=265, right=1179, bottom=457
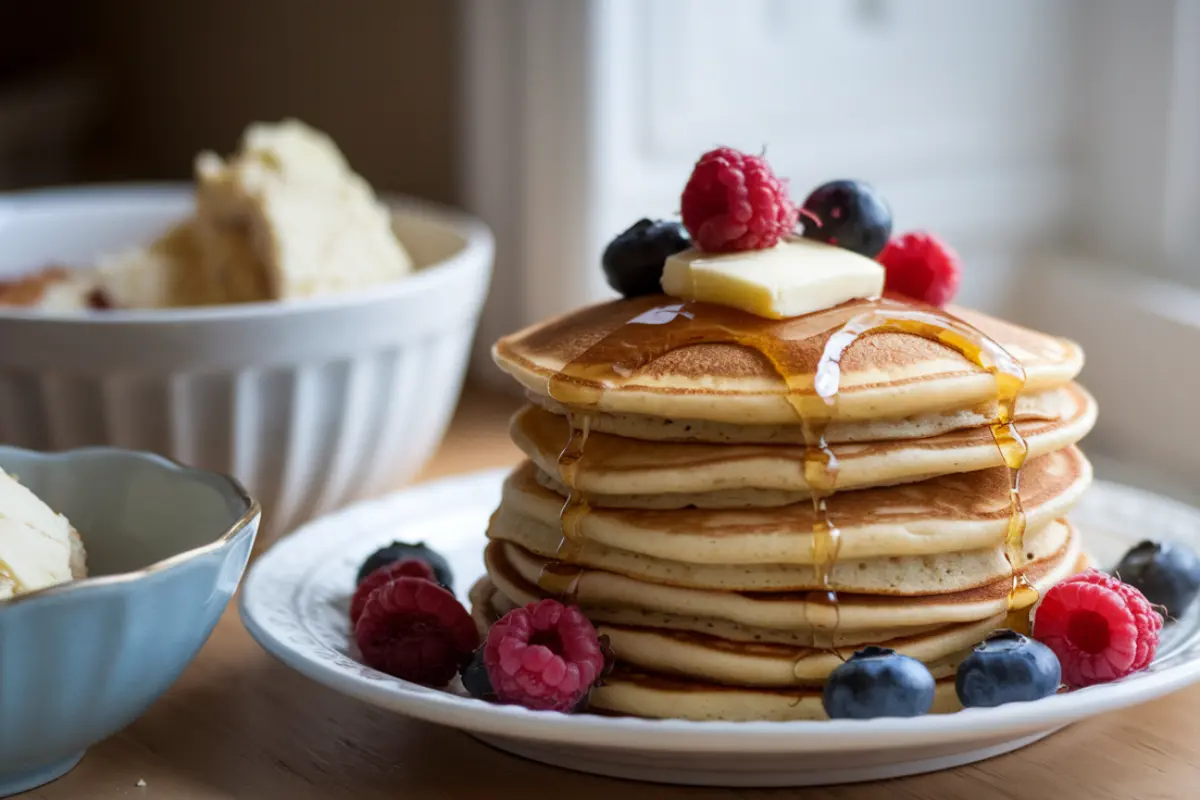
left=596, top=618, right=997, bottom=687
left=512, top=384, right=1096, bottom=506
left=494, top=449, right=1090, bottom=565
left=484, top=536, right=1086, bottom=645
left=529, top=383, right=1074, bottom=444
left=590, top=666, right=963, bottom=721
left=487, top=509, right=1074, bottom=595
left=493, top=296, right=1084, bottom=425
left=469, top=574, right=989, bottom=689
left=468, top=579, right=964, bottom=720
left=482, top=289, right=1097, bottom=722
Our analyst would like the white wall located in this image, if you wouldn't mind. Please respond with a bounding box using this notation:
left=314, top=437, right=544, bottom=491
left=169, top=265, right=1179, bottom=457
left=592, top=0, right=1079, bottom=311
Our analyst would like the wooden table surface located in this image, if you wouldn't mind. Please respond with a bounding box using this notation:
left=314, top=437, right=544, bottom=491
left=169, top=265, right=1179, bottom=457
left=25, top=389, right=1200, bottom=799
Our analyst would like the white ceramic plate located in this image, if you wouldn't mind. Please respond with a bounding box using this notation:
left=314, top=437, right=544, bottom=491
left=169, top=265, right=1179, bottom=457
left=239, top=469, right=1200, bottom=787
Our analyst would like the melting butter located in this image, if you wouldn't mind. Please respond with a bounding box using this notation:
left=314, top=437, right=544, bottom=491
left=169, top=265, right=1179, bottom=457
left=660, top=239, right=884, bottom=319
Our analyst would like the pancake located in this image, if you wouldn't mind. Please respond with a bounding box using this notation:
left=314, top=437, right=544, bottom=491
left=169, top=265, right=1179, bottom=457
left=482, top=566, right=901, bottom=646
left=472, top=573, right=979, bottom=686
left=591, top=667, right=964, bottom=721
left=493, top=296, right=1084, bottom=426
left=487, top=506, right=1075, bottom=594
left=473, top=575, right=993, bottom=690
left=484, top=534, right=1086, bottom=644
left=484, top=278, right=1097, bottom=722
left=596, top=618, right=997, bottom=687
left=529, top=383, right=1073, bottom=444
left=470, top=579, right=973, bottom=718
left=513, top=384, right=1096, bottom=507
left=467, top=580, right=966, bottom=720
left=496, top=449, right=1090, bottom=564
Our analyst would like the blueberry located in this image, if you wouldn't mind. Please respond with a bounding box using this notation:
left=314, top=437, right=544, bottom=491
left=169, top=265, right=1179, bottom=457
left=800, top=180, right=893, bottom=258
left=955, top=630, right=1061, bottom=709
left=601, top=219, right=690, bottom=298
left=460, top=649, right=494, bottom=701
left=1114, top=540, right=1200, bottom=619
left=822, top=646, right=935, bottom=719
left=356, top=541, right=454, bottom=590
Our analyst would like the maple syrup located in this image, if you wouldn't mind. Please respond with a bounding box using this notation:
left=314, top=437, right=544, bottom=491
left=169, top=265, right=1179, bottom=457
left=555, top=411, right=592, bottom=559
left=536, top=410, right=592, bottom=601
left=537, top=560, right=584, bottom=598
left=536, top=300, right=845, bottom=601
left=535, top=296, right=1035, bottom=640
left=808, top=306, right=1036, bottom=636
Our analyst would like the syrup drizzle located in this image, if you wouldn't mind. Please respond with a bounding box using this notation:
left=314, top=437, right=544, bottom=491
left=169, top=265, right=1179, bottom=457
left=556, top=411, right=592, bottom=559
left=809, top=306, right=1035, bottom=638
left=537, top=296, right=1035, bottom=644
left=536, top=411, right=592, bottom=600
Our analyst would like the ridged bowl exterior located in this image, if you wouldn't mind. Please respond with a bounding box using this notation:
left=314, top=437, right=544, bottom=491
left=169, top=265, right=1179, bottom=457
left=0, top=446, right=258, bottom=791
left=0, top=187, right=494, bottom=537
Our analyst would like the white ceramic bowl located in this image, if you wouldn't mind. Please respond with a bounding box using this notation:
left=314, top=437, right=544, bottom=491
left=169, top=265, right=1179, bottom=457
left=0, top=445, right=258, bottom=796
left=0, top=185, right=493, bottom=538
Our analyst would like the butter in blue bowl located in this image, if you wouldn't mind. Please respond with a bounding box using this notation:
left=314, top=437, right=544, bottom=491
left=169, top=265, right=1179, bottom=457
left=0, top=446, right=259, bottom=796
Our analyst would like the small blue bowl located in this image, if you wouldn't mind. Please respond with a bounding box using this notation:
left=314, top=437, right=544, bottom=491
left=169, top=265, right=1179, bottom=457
left=0, top=446, right=259, bottom=796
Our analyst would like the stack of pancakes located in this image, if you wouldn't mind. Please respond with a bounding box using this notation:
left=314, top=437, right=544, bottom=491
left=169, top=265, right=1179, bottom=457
left=473, top=296, right=1096, bottom=720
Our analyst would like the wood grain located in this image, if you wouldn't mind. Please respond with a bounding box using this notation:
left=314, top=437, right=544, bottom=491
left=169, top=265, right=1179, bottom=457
left=25, top=388, right=1200, bottom=799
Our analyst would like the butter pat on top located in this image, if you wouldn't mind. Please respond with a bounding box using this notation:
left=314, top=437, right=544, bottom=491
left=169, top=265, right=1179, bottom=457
left=660, top=238, right=885, bottom=319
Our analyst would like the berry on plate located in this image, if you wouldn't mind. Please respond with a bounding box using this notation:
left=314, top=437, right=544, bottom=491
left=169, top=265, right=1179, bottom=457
left=822, top=646, right=935, bottom=719
left=483, top=599, right=606, bottom=712
left=1033, top=569, right=1164, bottom=689
left=602, top=219, right=691, bottom=298
left=1113, top=540, right=1200, bottom=620
left=460, top=648, right=495, bottom=701
left=800, top=179, right=893, bottom=258
left=955, top=629, right=1061, bottom=708
left=349, top=558, right=437, bottom=624
left=356, top=540, right=454, bottom=590
left=878, top=232, right=961, bottom=306
left=680, top=147, right=799, bottom=253
left=354, top=576, right=479, bottom=686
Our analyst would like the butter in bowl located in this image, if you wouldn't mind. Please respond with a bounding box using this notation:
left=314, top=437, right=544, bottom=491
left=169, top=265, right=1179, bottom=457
left=0, top=445, right=259, bottom=796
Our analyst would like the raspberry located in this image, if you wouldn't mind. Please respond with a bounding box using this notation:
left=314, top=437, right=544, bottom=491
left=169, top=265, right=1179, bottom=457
left=354, top=576, right=479, bottom=686
left=349, top=559, right=437, bottom=624
left=680, top=147, right=799, bottom=252
left=1033, top=569, right=1164, bottom=689
left=483, top=599, right=606, bottom=712
left=878, top=232, right=962, bottom=306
